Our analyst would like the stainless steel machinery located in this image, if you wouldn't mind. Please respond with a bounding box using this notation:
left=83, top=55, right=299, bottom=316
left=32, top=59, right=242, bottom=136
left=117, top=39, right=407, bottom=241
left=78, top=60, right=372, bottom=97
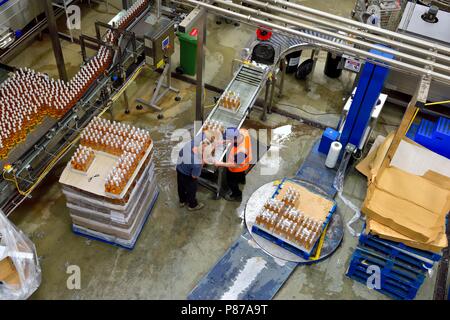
left=385, top=2, right=450, bottom=108
left=0, top=3, right=182, bottom=215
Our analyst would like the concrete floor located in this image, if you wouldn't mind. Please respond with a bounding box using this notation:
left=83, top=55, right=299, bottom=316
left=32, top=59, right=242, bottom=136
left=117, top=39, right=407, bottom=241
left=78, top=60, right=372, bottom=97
left=6, top=0, right=441, bottom=299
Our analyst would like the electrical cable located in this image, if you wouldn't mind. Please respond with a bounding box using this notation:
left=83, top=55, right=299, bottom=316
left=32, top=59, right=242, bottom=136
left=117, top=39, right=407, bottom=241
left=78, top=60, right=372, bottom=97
left=425, top=99, right=450, bottom=106
left=276, top=102, right=341, bottom=116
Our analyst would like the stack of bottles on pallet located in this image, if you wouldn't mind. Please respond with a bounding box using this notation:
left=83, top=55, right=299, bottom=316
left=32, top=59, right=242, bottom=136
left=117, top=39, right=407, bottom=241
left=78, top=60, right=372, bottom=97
left=80, top=117, right=152, bottom=195
left=0, top=0, right=150, bottom=160
left=70, top=146, right=95, bottom=172
left=255, top=196, right=324, bottom=251
left=105, top=152, right=139, bottom=195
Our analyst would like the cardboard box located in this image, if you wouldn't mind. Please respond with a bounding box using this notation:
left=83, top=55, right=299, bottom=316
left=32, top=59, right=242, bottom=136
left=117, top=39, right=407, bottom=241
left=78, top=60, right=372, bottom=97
left=362, top=167, right=449, bottom=242
left=0, top=257, right=20, bottom=286
left=357, top=134, right=450, bottom=180
left=357, top=134, right=450, bottom=245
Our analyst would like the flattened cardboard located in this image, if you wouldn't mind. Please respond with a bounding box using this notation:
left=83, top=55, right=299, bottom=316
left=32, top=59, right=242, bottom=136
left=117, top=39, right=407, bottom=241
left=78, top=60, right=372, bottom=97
left=356, top=134, right=388, bottom=178
left=362, top=183, right=443, bottom=242
left=423, top=171, right=450, bottom=190
left=377, top=167, right=450, bottom=217
left=358, top=131, right=450, bottom=245
left=357, top=134, right=450, bottom=180
left=366, top=218, right=448, bottom=253
left=370, top=133, right=394, bottom=180
left=276, top=181, right=335, bottom=221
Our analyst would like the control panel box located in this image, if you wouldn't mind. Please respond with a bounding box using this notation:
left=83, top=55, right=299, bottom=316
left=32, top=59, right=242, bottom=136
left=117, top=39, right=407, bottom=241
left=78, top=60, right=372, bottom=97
left=143, top=16, right=175, bottom=68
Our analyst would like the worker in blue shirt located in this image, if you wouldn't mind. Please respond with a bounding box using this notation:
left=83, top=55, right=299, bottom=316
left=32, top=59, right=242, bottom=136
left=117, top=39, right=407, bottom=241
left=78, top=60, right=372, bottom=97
left=176, top=138, right=210, bottom=211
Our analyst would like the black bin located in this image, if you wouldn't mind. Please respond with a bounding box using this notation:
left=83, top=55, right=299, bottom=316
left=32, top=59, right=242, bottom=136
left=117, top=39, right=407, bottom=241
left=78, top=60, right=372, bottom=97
left=324, top=52, right=343, bottom=78
left=285, top=51, right=302, bottom=74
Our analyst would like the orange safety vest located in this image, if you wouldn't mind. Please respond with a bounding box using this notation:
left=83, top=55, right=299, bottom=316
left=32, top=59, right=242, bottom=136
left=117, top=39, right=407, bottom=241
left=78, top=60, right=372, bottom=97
left=228, top=129, right=252, bottom=173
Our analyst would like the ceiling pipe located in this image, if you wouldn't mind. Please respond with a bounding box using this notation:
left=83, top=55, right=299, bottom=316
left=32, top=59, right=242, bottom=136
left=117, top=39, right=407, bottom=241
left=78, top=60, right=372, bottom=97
left=243, top=0, right=450, bottom=65
left=181, top=0, right=450, bottom=84
left=265, top=0, right=450, bottom=55
left=218, top=0, right=449, bottom=74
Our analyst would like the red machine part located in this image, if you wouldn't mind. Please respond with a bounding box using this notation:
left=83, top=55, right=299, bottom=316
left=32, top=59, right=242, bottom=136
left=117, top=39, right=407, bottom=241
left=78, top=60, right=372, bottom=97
left=256, top=26, right=272, bottom=41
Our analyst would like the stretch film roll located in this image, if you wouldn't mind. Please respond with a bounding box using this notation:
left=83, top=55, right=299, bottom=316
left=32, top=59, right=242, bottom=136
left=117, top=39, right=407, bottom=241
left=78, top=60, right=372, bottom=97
left=325, top=141, right=342, bottom=169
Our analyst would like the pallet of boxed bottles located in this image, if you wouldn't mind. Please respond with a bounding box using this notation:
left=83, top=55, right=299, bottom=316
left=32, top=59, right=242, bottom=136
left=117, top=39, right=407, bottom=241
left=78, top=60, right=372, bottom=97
left=252, top=178, right=337, bottom=259
left=59, top=117, right=158, bottom=249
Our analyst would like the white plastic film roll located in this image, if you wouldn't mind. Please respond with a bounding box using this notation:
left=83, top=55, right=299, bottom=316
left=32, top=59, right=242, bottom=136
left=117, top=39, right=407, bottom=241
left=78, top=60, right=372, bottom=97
left=325, top=141, right=342, bottom=169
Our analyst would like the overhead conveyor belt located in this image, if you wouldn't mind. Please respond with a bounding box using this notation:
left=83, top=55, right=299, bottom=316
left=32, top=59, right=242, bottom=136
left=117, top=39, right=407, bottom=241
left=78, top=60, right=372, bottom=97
left=203, top=31, right=333, bottom=135
left=268, top=29, right=345, bottom=54
left=198, top=29, right=345, bottom=195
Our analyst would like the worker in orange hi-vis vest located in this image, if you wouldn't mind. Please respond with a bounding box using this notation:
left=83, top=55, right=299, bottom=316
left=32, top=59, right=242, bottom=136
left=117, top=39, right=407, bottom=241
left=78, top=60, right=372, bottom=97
left=214, top=128, right=253, bottom=202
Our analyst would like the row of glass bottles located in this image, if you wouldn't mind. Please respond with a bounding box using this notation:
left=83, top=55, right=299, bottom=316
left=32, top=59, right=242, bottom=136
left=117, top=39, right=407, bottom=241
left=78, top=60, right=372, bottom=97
left=81, top=130, right=127, bottom=156
left=255, top=209, right=278, bottom=230
left=281, top=187, right=300, bottom=206
left=77, top=117, right=151, bottom=195
left=81, top=118, right=151, bottom=156
left=202, top=119, right=226, bottom=135
left=114, top=0, right=149, bottom=29
left=86, top=117, right=151, bottom=149
left=0, top=0, right=147, bottom=160
left=104, top=152, right=139, bottom=195
left=255, top=198, right=324, bottom=251
left=0, top=68, right=55, bottom=157
left=263, top=198, right=285, bottom=214
left=70, top=146, right=95, bottom=172
left=0, top=49, right=112, bottom=159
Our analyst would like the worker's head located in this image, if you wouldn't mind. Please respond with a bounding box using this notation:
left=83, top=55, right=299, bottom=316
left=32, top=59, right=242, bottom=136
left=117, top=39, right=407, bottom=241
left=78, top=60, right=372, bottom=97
left=193, top=139, right=215, bottom=164
left=233, top=130, right=245, bottom=147
left=225, top=128, right=245, bottom=147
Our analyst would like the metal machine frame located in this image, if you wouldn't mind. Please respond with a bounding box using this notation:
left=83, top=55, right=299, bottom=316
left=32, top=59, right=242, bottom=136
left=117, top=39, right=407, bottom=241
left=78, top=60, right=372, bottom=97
left=136, top=14, right=180, bottom=111
left=0, top=3, right=176, bottom=215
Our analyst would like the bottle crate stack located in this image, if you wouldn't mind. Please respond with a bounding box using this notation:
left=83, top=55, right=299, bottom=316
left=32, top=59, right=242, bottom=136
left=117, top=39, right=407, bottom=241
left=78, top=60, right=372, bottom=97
left=346, top=231, right=442, bottom=300
left=0, top=0, right=150, bottom=160
left=59, top=117, right=158, bottom=249
left=252, top=179, right=336, bottom=259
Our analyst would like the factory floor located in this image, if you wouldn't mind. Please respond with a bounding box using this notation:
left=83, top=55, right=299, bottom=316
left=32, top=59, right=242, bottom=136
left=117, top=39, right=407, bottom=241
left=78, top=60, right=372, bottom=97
left=6, top=0, right=442, bottom=299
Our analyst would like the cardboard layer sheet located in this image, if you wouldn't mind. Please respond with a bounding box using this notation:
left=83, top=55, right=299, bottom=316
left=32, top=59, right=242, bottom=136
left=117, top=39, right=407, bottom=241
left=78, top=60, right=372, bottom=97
left=59, top=143, right=153, bottom=200
left=276, top=180, right=335, bottom=222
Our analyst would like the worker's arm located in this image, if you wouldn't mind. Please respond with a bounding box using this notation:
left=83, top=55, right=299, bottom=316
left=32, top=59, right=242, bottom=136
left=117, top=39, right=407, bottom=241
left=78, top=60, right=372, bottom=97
left=191, top=163, right=202, bottom=180
left=213, top=139, right=232, bottom=147
left=214, top=160, right=235, bottom=168
left=215, top=152, right=247, bottom=168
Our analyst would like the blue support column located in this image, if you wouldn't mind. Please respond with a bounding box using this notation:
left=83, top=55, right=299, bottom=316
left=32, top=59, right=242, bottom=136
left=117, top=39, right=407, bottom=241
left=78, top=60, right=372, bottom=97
left=340, top=47, right=394, bottom=149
